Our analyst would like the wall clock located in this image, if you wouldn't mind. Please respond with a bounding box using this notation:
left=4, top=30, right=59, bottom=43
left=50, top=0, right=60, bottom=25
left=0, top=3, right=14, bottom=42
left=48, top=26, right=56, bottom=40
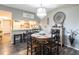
left=53, top=12, right=66, bottom=25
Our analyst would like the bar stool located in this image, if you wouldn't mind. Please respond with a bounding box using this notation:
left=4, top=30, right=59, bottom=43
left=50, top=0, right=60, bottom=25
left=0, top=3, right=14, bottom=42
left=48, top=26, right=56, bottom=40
left=13, top=34, right=22, bottom=45
left=22, top=33, right=27, bottom=42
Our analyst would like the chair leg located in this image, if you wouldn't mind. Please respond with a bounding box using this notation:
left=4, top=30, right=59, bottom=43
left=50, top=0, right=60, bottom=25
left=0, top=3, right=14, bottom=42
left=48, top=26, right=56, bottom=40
left=56, top=46, right=59, bottom=55
left=30, top=36, right=32, bottom=55
left=27, top=41, right=29, bottom=55
left=27, top=45, right=29, bottom=55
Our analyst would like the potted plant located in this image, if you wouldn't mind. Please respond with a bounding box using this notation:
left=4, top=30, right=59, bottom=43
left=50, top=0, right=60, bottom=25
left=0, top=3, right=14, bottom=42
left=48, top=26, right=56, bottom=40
left=68, top=30, right=79, bottom=45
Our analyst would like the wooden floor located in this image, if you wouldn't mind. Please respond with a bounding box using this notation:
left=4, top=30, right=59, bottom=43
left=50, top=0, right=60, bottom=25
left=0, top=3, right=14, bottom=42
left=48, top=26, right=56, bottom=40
left=0, top=34, right=79, bottom=55
left=0, top=33, right=11, bottom=46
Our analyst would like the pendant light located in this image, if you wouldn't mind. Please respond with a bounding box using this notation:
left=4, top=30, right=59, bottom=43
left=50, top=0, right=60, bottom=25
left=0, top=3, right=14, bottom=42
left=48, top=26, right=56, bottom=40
left=36, top=2, right=47, bottom=19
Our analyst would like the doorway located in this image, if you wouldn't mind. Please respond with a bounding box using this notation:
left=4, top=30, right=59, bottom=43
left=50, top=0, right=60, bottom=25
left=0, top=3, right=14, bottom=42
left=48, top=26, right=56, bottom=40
left=0, top=19, right=12, bottom=44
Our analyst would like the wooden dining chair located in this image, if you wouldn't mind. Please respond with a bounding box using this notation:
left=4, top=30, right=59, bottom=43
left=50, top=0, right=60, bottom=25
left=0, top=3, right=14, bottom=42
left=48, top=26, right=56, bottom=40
left=45, top=29, right=60, bottom=55
left=26, top=31, right=33, bottom=55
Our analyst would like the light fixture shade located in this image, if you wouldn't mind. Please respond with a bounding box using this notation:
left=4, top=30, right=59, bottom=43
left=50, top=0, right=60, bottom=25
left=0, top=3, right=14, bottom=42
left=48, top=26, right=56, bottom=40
left=37, top=7, right=47, bottom=19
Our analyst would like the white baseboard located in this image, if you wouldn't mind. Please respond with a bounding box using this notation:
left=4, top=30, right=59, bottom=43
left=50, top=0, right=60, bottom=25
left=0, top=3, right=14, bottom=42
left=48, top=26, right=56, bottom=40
left=66, top=45, right=79, bottom=51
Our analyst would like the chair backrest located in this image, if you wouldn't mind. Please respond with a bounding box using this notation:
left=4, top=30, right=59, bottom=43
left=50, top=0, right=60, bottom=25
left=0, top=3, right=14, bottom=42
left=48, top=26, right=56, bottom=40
left=51, top=29, right=60, bottom=44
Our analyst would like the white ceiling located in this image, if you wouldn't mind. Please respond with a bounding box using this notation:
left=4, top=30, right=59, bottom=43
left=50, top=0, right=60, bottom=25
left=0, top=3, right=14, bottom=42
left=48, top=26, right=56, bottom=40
left=3, top=4, right=63, bottom=13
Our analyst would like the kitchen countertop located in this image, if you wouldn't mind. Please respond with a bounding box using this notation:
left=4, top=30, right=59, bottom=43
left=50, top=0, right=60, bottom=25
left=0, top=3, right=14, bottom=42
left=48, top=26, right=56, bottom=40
left=13, top=28, right=39, bottom=31
left=13, top=29, right=32, bottom=31
left=12, top=28, right=40, bottom=34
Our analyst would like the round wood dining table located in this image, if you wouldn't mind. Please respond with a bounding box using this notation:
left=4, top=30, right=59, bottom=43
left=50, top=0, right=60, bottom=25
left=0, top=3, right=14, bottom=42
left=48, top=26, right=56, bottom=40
left=31, top=33, right=51, bottom=55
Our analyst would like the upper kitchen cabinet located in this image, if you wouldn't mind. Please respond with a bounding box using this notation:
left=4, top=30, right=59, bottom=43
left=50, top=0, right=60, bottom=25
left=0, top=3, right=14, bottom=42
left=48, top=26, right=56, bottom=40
left=0, top=10, right=12, bottom=20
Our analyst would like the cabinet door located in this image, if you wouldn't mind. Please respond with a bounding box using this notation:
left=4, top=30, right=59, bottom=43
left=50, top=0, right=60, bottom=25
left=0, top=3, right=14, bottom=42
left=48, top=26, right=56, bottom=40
left=2, top=20, right=12, bottom=34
